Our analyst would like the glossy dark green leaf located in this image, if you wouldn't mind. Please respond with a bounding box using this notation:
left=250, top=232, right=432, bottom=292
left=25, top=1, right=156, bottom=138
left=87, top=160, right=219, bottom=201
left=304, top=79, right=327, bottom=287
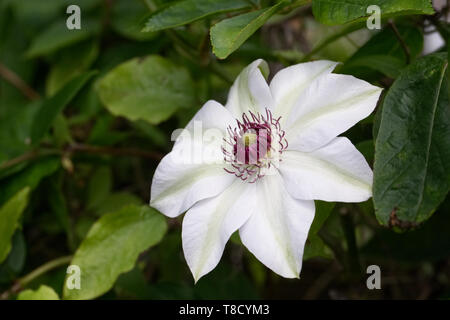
left=373, top=53, right=449, bottom=226
left=97, top=55, right=196, bottom=124
left=31, top=71, right=96, bottom=144
left=63, top=205, right=167, bottom=300
left=210, top=2, right=285, bottom=59
left=143, top=0, right=251, bottom=32
left=0, top=188, right=30, bottom=263
left=312, top=0, right=434, bottom=25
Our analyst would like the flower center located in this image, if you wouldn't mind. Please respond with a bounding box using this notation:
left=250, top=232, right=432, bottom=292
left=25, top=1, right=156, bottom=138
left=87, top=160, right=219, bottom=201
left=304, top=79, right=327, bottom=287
left=222, top=108, right=288, bottom=183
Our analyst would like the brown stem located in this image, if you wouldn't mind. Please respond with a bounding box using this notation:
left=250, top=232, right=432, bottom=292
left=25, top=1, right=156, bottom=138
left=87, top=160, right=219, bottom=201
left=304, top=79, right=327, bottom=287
left=388, top=20, right=411, bottom=65
left=0, top=149, right=61, bottom=171
left=0, top=62, right=40, bottom=100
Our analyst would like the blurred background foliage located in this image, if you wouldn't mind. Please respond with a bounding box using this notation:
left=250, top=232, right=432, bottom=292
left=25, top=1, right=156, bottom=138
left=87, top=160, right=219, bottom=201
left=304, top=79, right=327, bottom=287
left=0, top=0, right=449, bottom=300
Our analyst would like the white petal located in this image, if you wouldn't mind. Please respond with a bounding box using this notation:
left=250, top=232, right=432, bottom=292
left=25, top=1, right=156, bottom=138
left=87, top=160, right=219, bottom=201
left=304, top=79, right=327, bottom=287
left=225, top=59, right=273, bottom=117
left=239, top=173, right=315, bottom=278
left=182, top=179, right=255, bottom=282
left=269, top=60, right=339, bottom=121
left=150, top=100, right=235, bottom=217
left=286, top=73, right=383, bottom=152
left=279, top=137, right=373, bottom=202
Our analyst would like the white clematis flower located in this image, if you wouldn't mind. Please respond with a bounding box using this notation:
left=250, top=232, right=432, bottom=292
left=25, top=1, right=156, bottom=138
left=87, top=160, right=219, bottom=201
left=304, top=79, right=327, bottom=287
left=150, top=59, right=383, bottom=281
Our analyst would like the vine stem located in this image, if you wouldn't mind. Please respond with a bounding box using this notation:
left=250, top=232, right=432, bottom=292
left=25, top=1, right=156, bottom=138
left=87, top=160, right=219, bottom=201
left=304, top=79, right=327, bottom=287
left=18, top=256, right=73, bottom=287
left=0, top=255, right=73, bottom=300
left=388, top=19, right=411, bottom=65
left=0, top=62, right=40, bottom=100
left=0, top=149, right=62, bottom=171
left=300, top=22, right=362, bottom=62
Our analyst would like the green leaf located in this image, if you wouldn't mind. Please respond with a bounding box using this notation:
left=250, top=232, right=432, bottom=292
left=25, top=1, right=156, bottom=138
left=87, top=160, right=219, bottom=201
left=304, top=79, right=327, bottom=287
left=373, top=53, right=449, bottom=226
left=97, top=55, right=196, bottom=124
left=3, top=232, right=27, bottom=275
left=312, top=0, right=434, bottom=25
left=0, top=188, right=30, bottom=264
left=111, top=0, right=158, bottom=41
left=63, top=205, right=168, bottom=300
left=94, top=192, right=143, bottom=216
left=25, top=18, right=100, bottom=58
left=47, top=176, right=74, bottom=249
left=210, top=1, right=285, bottom=59
left=0, top=157, right=60, bottom=207
left=86, top=166, right=113, bottom=211
left=341, top=25, right=424, bottom=79
left=310, top=201, right=335, bottom=235
left=303, top=234, right=333, bottom=260
left=143, top=0, right=250, bottom=32
left=0, top=231, right=27, bottom=283
left=17, top=285, right=60, bottom=300
left=46, top=40, right=99, bottom=95
left=31, top=71, right=96, bottom=144
left=0, top=100, right=41, bottom=168
left=356, top=140, right=375, bottom=165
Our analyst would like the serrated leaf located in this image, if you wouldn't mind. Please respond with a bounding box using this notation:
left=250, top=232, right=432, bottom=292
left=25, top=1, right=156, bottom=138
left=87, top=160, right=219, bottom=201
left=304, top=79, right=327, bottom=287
left=63, top=205, right=168, bottom=300
left=0, top=188, right=30, bottom=264
left=210, top=2, right=285, bottom=59
left=17, top=285, right=60, bottom=300
left=373, top=53, right=449, bottom=226
left=97, top=55, right=196, bottom=124
left=143, top=0, right=250, bottom=32
left=312, top=0, right=434, bottom=25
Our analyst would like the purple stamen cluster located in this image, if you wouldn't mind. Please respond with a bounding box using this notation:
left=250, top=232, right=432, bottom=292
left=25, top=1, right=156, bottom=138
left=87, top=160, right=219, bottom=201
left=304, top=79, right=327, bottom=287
left=222, top=108, right=288, bottom=183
